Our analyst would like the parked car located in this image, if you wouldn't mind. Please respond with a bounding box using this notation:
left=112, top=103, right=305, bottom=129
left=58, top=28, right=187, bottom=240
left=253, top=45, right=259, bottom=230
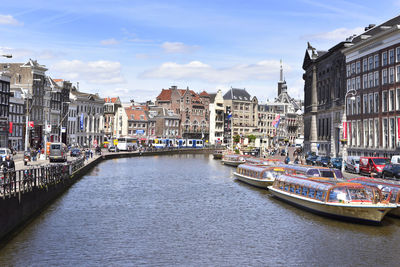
left=306, top=155, right=318, bottom=165
left=382, top=164, right=400, bottom=179
left=316, top=156, right=331, bottom=167
left=345, top=156, right=360, bottom=173
left=70, top=148, right=81, bottom=157
left=0, top=148, right=13, bottom=161
left=390, top=155, right=400, bottom=164
left=329, top=157, right=342, bottom=169
left=359, top=157, right=389, bottom=177
left=108, top=146, right=119, bottom=152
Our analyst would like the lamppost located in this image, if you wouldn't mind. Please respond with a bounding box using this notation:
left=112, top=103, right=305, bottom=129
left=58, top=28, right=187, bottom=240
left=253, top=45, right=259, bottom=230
left=341, top=89, right=356, bottom=173
left=58, top=101, right=70, bottom=143
left=24, top=78, right=42, bottom=152
left=1, top=54, right=12, bottom=58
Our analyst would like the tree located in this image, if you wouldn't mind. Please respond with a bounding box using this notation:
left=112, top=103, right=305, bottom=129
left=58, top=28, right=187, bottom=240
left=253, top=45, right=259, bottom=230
left=233, top=134, right=241, bottom=143
left=247, top=134, right=256, bottom=143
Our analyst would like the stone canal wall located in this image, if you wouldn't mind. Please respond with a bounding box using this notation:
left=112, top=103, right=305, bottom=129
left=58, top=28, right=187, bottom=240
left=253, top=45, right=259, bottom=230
left=0, top=148, right=213, bottom=243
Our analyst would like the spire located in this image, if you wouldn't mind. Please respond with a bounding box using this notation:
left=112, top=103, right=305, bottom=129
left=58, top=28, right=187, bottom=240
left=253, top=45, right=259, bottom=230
left=280, top=59, right=283, bottom=82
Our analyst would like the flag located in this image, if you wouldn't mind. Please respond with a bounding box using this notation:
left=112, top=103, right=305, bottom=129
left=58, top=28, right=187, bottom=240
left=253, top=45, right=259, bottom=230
left=227, top=111, right=232, bottom=119
left=272, top=114, right=280, bottom=128
left=343, top=122, right=347, bottom=139
left=9, top=122, right=12, bottom=134
left=80, top=113, right=84, bottom=130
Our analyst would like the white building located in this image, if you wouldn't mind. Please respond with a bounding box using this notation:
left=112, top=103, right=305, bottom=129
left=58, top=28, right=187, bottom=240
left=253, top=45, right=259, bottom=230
left=67, top=101, right=77, bottom=146
left=209, top=89, right=224, bottom=145
left=70, top=87, right=104, bottom=147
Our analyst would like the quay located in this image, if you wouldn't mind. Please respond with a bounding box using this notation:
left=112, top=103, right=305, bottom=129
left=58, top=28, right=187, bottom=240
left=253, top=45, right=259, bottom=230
left=0, top=148, right=213, bottom=243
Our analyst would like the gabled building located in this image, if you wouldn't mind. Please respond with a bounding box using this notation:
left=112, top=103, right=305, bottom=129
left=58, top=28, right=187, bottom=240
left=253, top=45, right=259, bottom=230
left=208, top=90, right=224, bottom=145
left=148, top=106, right=180, bottom=140
left=0, top=72, right=11, bottom=148
left=103, top=96, right=121, bottom=141
left=156, top=85, right=209, bottom=139
left=9, top=87, right=24, bottom=150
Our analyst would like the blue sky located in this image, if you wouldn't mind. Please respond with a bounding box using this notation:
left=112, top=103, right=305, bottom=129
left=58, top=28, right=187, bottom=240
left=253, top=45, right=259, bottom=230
left=1, top=0, right=399, bottom=102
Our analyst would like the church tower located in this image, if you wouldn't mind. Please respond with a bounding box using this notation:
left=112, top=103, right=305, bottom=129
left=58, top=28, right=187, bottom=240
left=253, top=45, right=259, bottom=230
left=277, top=60, right=287, bottom=97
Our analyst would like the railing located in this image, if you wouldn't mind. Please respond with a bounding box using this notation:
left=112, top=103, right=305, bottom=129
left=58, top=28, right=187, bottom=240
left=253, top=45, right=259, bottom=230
left=0, top=156, right=85, bottom=199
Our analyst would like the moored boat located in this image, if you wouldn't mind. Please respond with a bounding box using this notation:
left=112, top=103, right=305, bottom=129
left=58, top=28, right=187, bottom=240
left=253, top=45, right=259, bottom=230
left=234, top=164, right=285, bottom=188
left=279, top=164, right=344, bottom=180
left=213, top=150, right=224, bottom=159
left=268, top=175, right=396, bottom=223
left=245, top=157, right=281, bottom=166
left=221, top=154, right=246, bottom=167
left=348, top=177, right=400, bottom=217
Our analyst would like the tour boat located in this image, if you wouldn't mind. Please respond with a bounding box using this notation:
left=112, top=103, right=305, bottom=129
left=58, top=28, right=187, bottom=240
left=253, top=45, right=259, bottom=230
left=213, top=150, right=224, bottom=159
left=234, top=164, right=285, bottom=188
left=279, top=164, right=344, bottom=180
left=221, top=154, right=246, bottom=167
left=348, top=177, right=400, bottom=217
left=268, top=175, right=396, bottom=223
left=245, top=157, right=281, bottom=166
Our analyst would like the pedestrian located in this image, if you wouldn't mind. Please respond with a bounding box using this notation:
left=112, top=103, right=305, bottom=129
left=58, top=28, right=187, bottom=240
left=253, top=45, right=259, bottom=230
left=90, top=149, right=93, bottom=158
left=285, top=153, right=290, bottom=164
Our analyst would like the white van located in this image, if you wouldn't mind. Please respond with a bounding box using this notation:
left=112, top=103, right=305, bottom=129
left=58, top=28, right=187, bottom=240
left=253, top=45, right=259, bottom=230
left=345, top=156, right=360, bottom=173
left=391, top=155, right=400, bottom=164
left=0, top=148, right=13, bottom=161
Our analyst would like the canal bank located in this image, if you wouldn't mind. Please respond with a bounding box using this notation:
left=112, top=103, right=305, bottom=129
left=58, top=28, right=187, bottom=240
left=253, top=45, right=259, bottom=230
left=0, top=148, right=213, bottom=244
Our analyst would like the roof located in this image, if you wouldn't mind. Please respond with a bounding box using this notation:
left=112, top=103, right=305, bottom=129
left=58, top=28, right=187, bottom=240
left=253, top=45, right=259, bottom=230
left=125, top=108, right=148, bottom=121
left=156, top=89, right=172, bottom=101
left=104, top=97, right=119, bottom=103
left=199, top=91, right=210, bottom=97
left=53, top=79, right=64, bottom=82
left=223, top=88, right=251, bottom=101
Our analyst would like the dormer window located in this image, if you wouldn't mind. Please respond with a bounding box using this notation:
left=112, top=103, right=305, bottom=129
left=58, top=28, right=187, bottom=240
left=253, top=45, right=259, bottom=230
left=140, top=115, right=144, bottom=120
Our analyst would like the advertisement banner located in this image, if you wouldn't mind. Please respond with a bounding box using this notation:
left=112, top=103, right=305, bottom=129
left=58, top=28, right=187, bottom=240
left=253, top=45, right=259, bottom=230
left=343, top=122, right=347, bottom=139
left=398, top=118, right=400, bottom=140
left=28, top=121, right=34, bottom=128
left=80, top=113, right=84, bottom=130
left=9, top=122, right=12, bottom=134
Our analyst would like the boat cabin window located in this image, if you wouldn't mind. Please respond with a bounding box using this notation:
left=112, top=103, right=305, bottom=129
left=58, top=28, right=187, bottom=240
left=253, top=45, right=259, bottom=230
left=302, top=187, right=308, bottom=196
left=307, top=169, right=320, bottom=177
left=308, top=188, right=316, bottom=198
left=290, top=184, right=295, bottom=193
left=315, top=190, right=326, bottom=201
left=278, top=181, right=284, bottom=190
left=319, top=170, right=335, bottom=178
left=347, top=188, right=373, bottom=202
left=333, top=170, right=344, bottom=179
left=328, top=188, right=350, bottom=202
left=295, top=185, right=301, bottom=194
left=284, top=183, right=289, bottom=191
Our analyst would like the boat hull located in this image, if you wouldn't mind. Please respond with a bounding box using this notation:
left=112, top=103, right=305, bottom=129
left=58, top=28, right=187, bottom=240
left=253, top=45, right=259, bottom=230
left=222, top=160, right=245, bottom=167
left=234, top=172, right=273, bottom=189
left=213, top=153, right=223, bottom=159
left=268, top=187, right=393, bottom=223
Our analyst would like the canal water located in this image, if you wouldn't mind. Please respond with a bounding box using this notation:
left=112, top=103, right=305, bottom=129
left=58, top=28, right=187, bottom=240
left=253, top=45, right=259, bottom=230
left=1, top=154, right=400, bottom=266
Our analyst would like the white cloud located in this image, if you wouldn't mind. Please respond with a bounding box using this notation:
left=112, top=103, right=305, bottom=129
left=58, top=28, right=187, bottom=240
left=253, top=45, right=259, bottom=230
left=161, top=42, right=199, bottom=53
left=140, top=60, right=289, bottom=83
left=100, top=38, right=119, bottom=45
left=304, top=27, right=364, bottom=41
left=52, top=60, right=125, bottom=84
left=0, top=14, right=22, bottom=26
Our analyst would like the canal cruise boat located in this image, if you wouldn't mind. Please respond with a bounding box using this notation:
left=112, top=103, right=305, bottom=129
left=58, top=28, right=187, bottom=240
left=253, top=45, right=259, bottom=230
left=245, top=157, right=281, bottom=166
left=268, top=175, right=396, bottom=223
left=348, top=177, right=400, bottom=217
left=234, top=164, right=285, bottom=189
left=279, top=164, right=344, bottom=180
left=221, top=154, right=246, bottom=167
left=213, top=150, right=224, bottom=159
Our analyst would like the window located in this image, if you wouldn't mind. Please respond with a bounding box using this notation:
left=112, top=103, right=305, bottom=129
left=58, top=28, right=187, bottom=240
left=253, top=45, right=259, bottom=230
left=374, top=93, right=379, bottom=113
left=397, top=47, right=400, bottom=62
left=397, top=66, right=400, bottom=82
left=375, top=119, right=379, bottom=148
left=368, top=73, right=373, bottom=87
left=363, top=95, right=368, bottom=114
left=369, top=94, right=373, bottom=113
left=346, top=65, right=351, bottom=77
left=382, top=69, right=388, bottom=84
left=383, top=118, right=388, bottom=148
left=351, top=78, right=356, bottom=90
left=356, top=61, right=361, bottom=74
left=389, top=90, right=395, bottom=111
left=357, top=121, right=362, bottom=147
left=368, top=56, right=373, bottom=70
left=369, top=120, right=374, bottom=148
left=356, top=76, right=360, bottom=90
left=374, top=71, right=379, bottom=86
left=389, top=49, right=395, bottom=64
left=390, top=67, right=395, bottom=83
left=390, top=117, right=395, bottom=149
left=357, top=96, right=361, bottom=114
left=383, top=91, right=388, bottom=112
left=363, top=74, right=368, bottom=89
left=347, top=79, right=351, bottom=91
left=383, top=51, right=388, bottom=66
left=374, top=54, right=380, bottom=68
left=347, top=98, right=352, bottom=115
left=397, top=88, right=400, bottom=110
left=351, top=63, right=356, bottom=74
left=363, top=58, right=368, bottom=72
left=364, top=120, right=368, bottom=147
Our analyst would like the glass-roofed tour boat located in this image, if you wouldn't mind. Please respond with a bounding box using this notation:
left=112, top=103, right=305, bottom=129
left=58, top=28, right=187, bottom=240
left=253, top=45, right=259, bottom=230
left=234, top=164, right=285, bottom=189
left=268, top=174, right=396, bottom=223
left=221, top=154, right=246, bottom=167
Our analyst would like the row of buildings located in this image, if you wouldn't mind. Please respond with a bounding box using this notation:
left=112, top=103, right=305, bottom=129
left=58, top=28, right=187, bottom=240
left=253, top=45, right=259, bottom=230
left=0, top=58, right=303, bottom=151
left=303, top=14, right=400, bottom=158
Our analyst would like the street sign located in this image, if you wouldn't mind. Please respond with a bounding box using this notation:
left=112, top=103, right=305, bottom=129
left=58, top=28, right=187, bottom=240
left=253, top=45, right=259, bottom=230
left=46, top=124, right=51, bottom=133
left=93, top=139, right=98, bottom=146
left=61, top=127, right=66, bottom=133
left=28, top=121, right=34, bottom=128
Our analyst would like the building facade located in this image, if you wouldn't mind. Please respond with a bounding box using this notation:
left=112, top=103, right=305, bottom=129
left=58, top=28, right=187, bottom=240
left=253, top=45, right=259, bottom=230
left=343, top=16, right=400, bottom=158
left=209, top=89, right=225, bottom=145
left=8, top=87, right=24, bottom=151
left=103, top=97, right=121, bottom=142
left=303, top=41, right=349, bottom=156
left=0, top=72, right=10, bottom=148
left=148, top=106, right=180, bottom=140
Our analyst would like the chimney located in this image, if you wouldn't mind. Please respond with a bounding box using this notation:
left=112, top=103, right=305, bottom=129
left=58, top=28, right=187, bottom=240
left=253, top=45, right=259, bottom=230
left=171, top=85, right=177, bottom=90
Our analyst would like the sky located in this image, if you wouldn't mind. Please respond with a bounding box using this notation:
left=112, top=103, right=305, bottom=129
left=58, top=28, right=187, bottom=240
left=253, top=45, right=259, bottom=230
left=0, top=0, right=399, bottom=103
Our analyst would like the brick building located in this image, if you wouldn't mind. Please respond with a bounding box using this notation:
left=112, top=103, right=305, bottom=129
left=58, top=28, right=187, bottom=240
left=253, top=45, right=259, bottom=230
left=156, top=85, right=209, bottom=139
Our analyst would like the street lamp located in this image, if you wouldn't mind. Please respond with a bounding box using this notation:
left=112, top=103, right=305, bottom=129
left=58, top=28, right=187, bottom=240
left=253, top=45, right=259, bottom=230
left=1, top=54, right=12, bottom=58
left=341, top=89, right=356, bottom=173
left=58, top=101, right=70, bottom=143
left=24, top=78, right=42, bottom=152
